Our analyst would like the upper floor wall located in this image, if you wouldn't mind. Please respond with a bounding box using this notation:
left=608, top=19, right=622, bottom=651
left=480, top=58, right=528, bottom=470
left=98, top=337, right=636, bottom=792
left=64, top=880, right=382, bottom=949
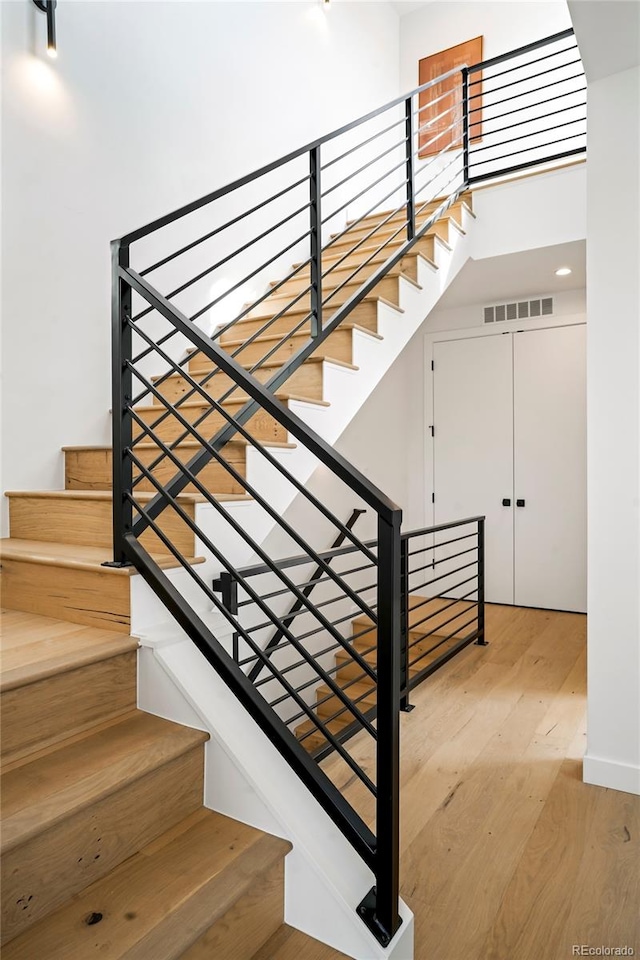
left=0, top=1, right=401, bottom=531
left=399, top=0, right=572, bottom=92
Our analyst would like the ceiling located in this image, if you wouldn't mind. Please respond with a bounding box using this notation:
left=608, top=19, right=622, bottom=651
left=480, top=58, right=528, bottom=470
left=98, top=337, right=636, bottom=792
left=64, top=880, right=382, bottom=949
left=435, top=240, right=586, bottom=309
left=391, top=2, right=430, bottom=17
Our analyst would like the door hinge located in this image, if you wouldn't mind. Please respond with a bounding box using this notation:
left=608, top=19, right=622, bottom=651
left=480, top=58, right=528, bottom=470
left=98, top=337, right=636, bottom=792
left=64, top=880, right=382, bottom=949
left=432, top=492, right=435, bottom=503
left=431, top=360, right=435, bottom=371
left=429, top=425, right=434, bottom=437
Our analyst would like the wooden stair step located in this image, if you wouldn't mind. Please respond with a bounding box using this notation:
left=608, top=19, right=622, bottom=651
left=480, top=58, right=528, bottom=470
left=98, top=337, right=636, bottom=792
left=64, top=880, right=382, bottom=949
left=1, top=712, right=209, bottom=944
left=5, top=490, right=198, bottom=558
left=313, top=679, right=377, bottom=722
left=248, top=270, right=420, bottom=318
left=0, top=610, right=138, bottom=764
left=216, top=296, right=395, bottom=342
left=294, top=714, right=355, bottom=754
left=314, top=237, right=437, bottom=275
left=251, top=923, right=351, bottom=959
left=270, top=249, right=423, bottom=294
left=0, top=539, right=204, bottom=632
left=132, top=392, right=327, bottom=444
left=2, top=808, right=291, bottom=960
left=209, top=323, right=382, bottom=370
left=151, top=355, right=357, bottom=405
left=330, top=214, right=460, bottom=250
left=347, top=196, right=471, bottom=233
left=62, top=441, right=292, bottom=496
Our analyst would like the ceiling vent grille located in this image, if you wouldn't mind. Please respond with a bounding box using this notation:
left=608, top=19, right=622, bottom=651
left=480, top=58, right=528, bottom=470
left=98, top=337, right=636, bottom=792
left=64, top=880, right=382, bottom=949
left=483, top=297, right=553, bottom=324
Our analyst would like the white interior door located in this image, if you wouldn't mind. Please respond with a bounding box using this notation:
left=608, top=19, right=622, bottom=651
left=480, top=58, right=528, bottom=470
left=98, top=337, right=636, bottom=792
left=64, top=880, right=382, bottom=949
left=513, top=325, right=587, bottom=612
left=433, top=334, right=514, bottom=604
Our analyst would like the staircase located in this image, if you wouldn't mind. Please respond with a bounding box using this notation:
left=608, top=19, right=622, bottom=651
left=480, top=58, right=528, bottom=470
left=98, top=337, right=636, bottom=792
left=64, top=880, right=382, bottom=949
left=0, top=198, right=469, bottom=958
left=0, top=606, right=352, bottom=958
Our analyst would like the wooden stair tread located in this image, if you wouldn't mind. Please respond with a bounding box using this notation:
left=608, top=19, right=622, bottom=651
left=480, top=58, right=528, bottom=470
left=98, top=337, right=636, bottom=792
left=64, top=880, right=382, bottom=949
left=133, top=392, right=331, bottom=411
left=4, top=489, right=205, bottom=504
left=220, top=323, right=384, bottom=350
left=252, top=924, right=350, bottom=960
left=258, top=270, right=422, bottom=307
left=0, top=609, right=138, bottom=692
left=212, top=295, right=403, bottom=331
left=294, top=713, right=353, bottom=742
left=62, top=439, right=296, bottom=452
left=314, top=679, right=376, bottom=707
left=352, top=594, right=476, bottom=637
left=0, top=539, right=204, bottom=573
left=0, top=712, right=209, bottom=854
left=2, top=808, right=291, bottom=960
left=319, top=245, right=438, bottom=272
left=154, top=354, right=359, bottom=381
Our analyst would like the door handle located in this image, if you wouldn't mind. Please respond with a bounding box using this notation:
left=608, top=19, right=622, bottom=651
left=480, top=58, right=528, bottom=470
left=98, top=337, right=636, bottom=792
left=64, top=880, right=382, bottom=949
left=516, top=499, right=526, bottom=507
left=502, top=498, right=511, bottom=507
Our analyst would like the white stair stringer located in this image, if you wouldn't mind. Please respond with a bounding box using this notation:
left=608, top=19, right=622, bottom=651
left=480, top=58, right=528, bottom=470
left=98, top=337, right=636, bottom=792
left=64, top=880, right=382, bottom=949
left=136, top=628, right=414, bottom=960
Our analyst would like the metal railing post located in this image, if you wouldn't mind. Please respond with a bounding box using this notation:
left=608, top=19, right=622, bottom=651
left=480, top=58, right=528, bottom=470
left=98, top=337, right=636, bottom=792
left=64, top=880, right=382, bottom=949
left=108, top=240, right=133, bottom=566
left=404, top=96, right=415, bottom=241
left=476, top=516, right=488, bottom=645
left=309, top=145, right=323, bottom=338
left=399, top=536, right=413, bottom=712
left=461, top=67, right=470, bottom=184
left=358, top=508, right=402, bottom=947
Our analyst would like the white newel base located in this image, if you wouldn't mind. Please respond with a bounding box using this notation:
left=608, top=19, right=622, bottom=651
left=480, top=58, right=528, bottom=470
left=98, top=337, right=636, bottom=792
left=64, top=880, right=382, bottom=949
left=137, top=630, right=414, bottom=960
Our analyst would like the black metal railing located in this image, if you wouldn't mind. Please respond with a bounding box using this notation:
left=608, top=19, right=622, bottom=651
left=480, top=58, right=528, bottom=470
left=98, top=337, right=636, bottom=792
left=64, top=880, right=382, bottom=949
left=221, top=516, right=484, bottom=756
left=400, top=517, right=486, bottom=711
left=466, top=28, right=586, bottom=183
left=109, top=28, right=585, bottom=950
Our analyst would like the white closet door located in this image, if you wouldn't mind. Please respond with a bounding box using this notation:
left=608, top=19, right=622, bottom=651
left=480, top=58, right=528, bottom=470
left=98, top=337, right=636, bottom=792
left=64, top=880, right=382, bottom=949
left=513, top=325, right=587, bottom=612
left=433, top=334, right=514, bottom=604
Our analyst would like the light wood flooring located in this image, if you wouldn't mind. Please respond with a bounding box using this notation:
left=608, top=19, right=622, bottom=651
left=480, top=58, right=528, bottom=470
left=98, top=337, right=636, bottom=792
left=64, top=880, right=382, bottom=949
left=322, top=604, right=640, bottom=960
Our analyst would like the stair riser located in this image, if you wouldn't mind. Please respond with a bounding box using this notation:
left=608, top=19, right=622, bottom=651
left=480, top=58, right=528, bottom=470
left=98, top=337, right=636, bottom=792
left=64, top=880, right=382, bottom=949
left=8, top=497, right=196, bottom=559
left=246, top=274, right=402, bottom=320
left=0, top=652, right=137, bottom=764
left=180, top=860, right=284, bottom=960
left=219, top=299, right=380, bottom=342
left=0, top=745, right=205, bottom=945
left=0, top=560, right=130, bottom=633
left=64, top=447, right=247, bottom=496
left=195, top=328, right=354, bottom=372
left=133, top=403, right=288, bottom=444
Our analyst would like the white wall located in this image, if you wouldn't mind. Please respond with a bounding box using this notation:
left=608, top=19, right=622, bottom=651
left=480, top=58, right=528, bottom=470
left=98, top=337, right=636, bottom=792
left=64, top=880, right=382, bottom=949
left=0, top=0, right=400, bottom=533
left=583, top=64, right=640, bottom=795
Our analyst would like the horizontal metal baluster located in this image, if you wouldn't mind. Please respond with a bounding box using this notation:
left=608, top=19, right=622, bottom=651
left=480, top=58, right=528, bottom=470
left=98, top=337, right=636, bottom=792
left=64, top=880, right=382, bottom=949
left=125, top=327, right=378, bottom=564
left=140, top=174, right=310, bottom=277
left=321, top=114, right=406, bottom=171
left=127, top=403, right=380, bottom=638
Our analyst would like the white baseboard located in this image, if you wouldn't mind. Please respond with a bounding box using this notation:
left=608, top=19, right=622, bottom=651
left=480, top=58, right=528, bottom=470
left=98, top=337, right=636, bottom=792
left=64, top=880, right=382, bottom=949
left=583, top=753, right=640, bottom=795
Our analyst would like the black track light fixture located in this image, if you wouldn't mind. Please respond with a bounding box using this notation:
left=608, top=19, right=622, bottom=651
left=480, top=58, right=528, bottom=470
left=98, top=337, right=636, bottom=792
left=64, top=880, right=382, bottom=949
left=33, top=0, right=57, bottom=59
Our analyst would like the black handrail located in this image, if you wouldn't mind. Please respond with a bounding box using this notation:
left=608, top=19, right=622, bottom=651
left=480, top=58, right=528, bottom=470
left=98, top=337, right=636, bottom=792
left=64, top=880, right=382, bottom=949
left=119, top=65, right=464, bottom=247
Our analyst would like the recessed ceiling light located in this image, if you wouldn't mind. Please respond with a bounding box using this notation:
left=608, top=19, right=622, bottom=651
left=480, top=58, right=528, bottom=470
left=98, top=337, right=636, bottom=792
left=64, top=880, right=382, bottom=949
left=555, top=267, right=572, bottom=276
